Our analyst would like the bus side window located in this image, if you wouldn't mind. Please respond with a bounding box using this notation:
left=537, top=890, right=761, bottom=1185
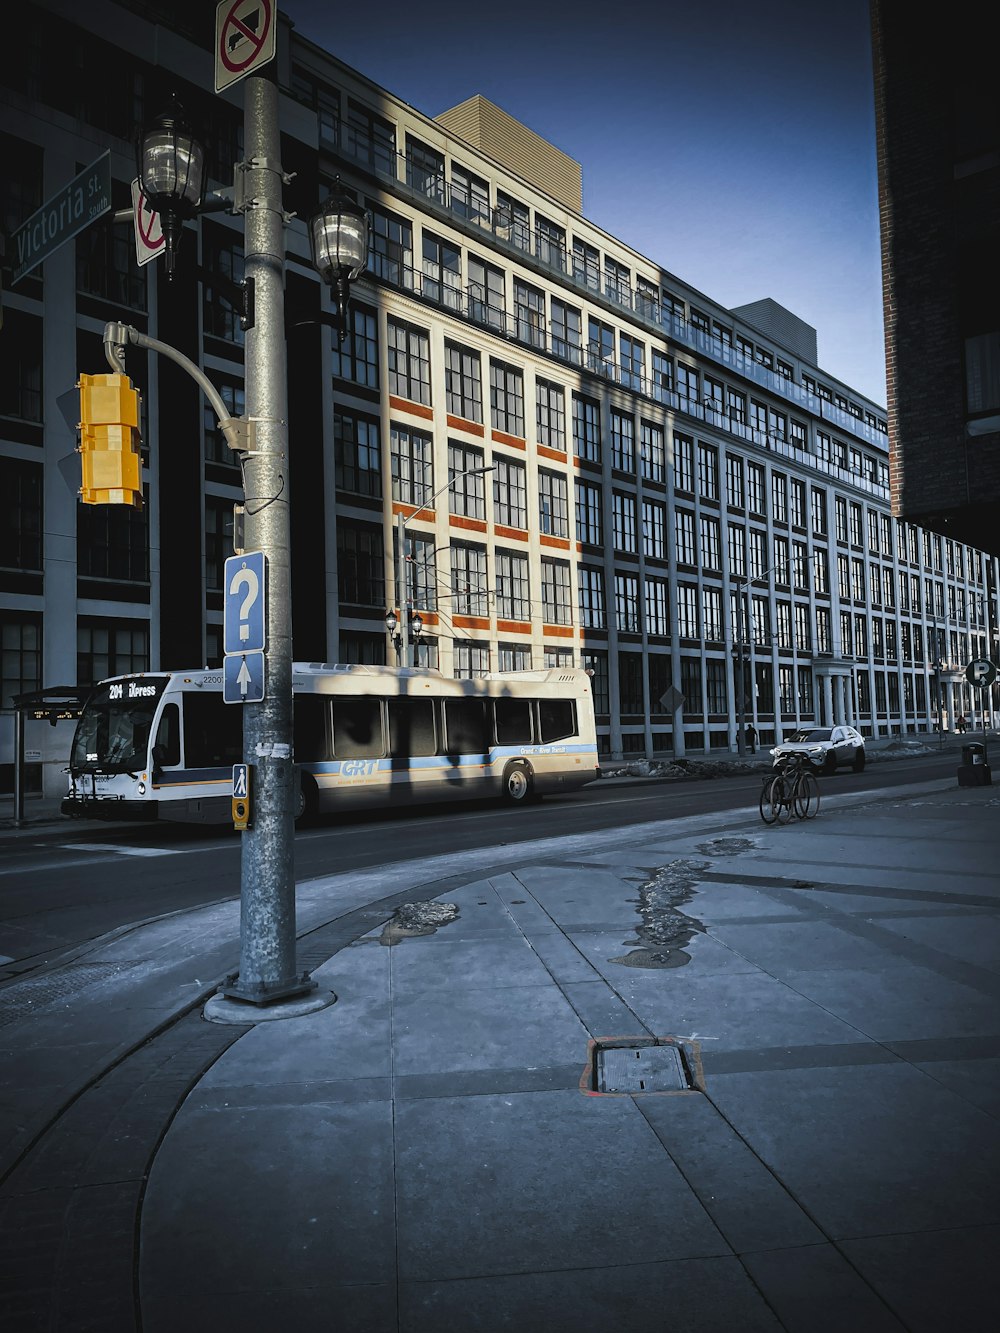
left=332, top=697, right=383, bottom=758
left=494, top=697, right=533, bottom=745
left=152, top=703, right=181, bottom=769
left=184, top=692, right=243, bottom=767
left=294, top=695, right=331, bottom=761
left=539, top=698, right=576, bottom=743
left=387, top=698, right=436, bottom=757
left=443, top=699, right=488, bottom=754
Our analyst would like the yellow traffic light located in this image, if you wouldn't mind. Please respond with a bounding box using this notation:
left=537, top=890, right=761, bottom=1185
left=78, top=372, right=143, bottom=508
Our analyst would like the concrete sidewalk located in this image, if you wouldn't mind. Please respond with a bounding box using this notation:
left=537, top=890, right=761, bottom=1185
left=2, top=771, right=998, bottom=1331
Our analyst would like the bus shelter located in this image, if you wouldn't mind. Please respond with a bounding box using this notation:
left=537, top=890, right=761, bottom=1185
left=10, top=687, right=90, bottom=828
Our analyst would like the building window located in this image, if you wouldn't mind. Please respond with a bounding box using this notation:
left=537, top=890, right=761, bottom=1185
left=618, top=652, right=644, bottom=713
left=1, top=612, right=41, bottom=706
left=615, top=573, right=640, bottom=632
left=332, top=303, right=379, bottom=389
left=448, top=442, right=487, bottom=519
left=202, top=226, right=244, bottom=344
left=611, top=410, right=634, bottom=472
left=703, top=587, right=723, bottom=640
left=677, top=584, right=699, bottom=638
left=391, top=424, right=433, bottom=506
left=536, top=379, right=566, bottom=449
left=582, top=649, right=609, bottom=712
left=746, top=463, right=765, bottom=515
left=344, top=100, right=396, bottom=177
left=812, top=487, right=827, bottom=536
left=572, top=394, right=601, bottom=462
left=499, top=643, right=532, bottom=671
left=77, top=500, right=149, bottom=582
left=76, top=179, right=146, bottom=310
left=748, top=528, right=767, bottom=581
left=771, top=473, right=788, bottom=523
left=388, top=319, right=431, bottom=405
left=494, top=457, right=527, bottom=529
left=541, top=558, right=572, bottom=625
left=495, top=191, right=531, bottom=250
left=445, top=343, right=482, bottom=423
left=514, top=278, right=546, bottom=348
left=404, top=530, right=438, bottom=611
left=451, top=164, right=490, bottom=227
left=421, top=232, right=462, bottom=310
left=612, top=492, right=637, bottom=553
left=204, top=376, right=245, bottom=466
left=620, top=333, right=644, bottom=390
left=773, top=535, right=790, bottom=583
left=697, top=443, right=719, bottom=502
left=572, top=238, right=600, bottom=291
left=790, top=478, right=806, bottom=528
left=490, top=360, right=524, bottom=436
left=538, top=469, right=569, bottom=538
left=645, top=577, right=669, bottom=636
left=643, top=501, right=665, bottom=559
left=495, top=549, right=530, bottom=620
left=451, top=542, right=489, bottom=615
left=406, top=137, right=446, bottom=201
left=0, top=309, right=42, bottom=421
left=795, top=603, right=812, bottom=651
left=77, top=618, right=148, bottom=687
left=369, top=204, right=413, bottom=285
left=535, top=215, right=566, bottom=270
left=576, top=479, right=603, bottom=545
left=551, top=299, right=582, bottom=363
left=639, top=422, right=665, bottom=484
left=337, top=522, right=385, bottom=607
left=673, top=433, right=694, bottom=492
left=680, top=657, right=702, bottom=715
left=699, top=515, right=721, bottom=570
left=726, top=454, right=745, bottom=508
left=205, top=495, right=233, bottom=592
left=454, top=639, right=490, bottom=678
left=468, top=255, right=506, bottom=331
left=651, top=350, right=672, bottom=401
left=0, top=458, right=42, bottom=570
left=675, top=509, right=696, bottom=565
left=728, top=524, right=747, bottom=580
left=588, top=317, right=615, bottom=374
left=335, top=409, right=381, bottom=497
left=578, top=565, right=605, bottom=629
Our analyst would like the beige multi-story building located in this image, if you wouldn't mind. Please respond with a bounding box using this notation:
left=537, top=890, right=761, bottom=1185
left=2, top=0, right=999, bottom=796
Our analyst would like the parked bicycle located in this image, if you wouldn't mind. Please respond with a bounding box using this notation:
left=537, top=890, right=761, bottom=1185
left=759, top=751, right=821, bottom=825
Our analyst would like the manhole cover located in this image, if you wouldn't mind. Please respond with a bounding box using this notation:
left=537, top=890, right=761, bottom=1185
left=593, top=1041, right=695, bottom=1093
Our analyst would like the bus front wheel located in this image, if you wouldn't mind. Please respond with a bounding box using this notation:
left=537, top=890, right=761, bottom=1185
left=501, top=761, right=534, bottom=804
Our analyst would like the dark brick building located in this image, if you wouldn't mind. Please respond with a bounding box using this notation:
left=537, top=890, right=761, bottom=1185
left=872, top=0, right=1000, bottom=567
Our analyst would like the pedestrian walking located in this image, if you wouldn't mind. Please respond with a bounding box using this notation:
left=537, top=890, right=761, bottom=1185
left=745, top=723, right=758, bottom=754
left=956, top=714, right=967, bottom=734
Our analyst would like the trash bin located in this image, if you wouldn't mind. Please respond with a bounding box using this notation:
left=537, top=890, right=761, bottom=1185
left=958, top=742, right=991, bottom=787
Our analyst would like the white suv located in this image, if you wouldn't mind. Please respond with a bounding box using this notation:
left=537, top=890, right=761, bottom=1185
left=771, top=725, right=866, bottom=774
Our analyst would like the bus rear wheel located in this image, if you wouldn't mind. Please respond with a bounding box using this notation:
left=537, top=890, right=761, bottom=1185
left=501, top=761, right=534, bottom=804
left=295, top=773, right=319, bottom=827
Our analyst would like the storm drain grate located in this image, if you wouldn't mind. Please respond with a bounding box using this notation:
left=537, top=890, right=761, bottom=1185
left=586, top=1038, right=701, bottom=1095
left=0, top=961, right=146, bottom=1032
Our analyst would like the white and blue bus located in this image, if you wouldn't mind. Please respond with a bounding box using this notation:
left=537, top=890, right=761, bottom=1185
left=63, top=663, right=599, bottom=823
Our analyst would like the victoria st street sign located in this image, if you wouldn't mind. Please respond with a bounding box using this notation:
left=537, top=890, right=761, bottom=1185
left=11, top=151, right=112, bottom=285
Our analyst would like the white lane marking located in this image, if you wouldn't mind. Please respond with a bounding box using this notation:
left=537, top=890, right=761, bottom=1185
left=62, top=843, right=183, bottom=858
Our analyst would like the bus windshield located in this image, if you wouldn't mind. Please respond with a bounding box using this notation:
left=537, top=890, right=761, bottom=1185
left=70, top=677, right=168, bottom=774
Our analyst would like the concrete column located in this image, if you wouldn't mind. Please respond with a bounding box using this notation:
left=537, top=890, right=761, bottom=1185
left=822, top=674, right=834, bottom=727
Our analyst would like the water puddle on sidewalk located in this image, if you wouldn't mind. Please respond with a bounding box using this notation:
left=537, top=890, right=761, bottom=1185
left=610, top=836, right=756, bottom=970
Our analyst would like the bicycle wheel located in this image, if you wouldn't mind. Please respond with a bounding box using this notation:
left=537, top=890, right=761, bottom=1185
left=795, top=770, right=820, bottom=819
left=776, top=774, right=796, bottom=822
left=759, top=774, right=781, bottom=824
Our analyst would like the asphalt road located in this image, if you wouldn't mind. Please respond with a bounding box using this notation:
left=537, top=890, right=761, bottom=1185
left=0, top=746, right=965, bottom=978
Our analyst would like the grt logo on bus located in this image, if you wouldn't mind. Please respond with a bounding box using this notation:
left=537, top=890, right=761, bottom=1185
left=340, top=759, right=379, bottom=777
left=108, top=682, right=158, bottom=700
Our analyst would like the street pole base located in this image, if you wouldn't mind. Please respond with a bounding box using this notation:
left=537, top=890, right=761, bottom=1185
left=219, top=970, right=318, bottom=1004
left=205, top=975, right=337, bottom=1025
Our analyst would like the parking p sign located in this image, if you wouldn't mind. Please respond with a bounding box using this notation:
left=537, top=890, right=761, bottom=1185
left=966, top=658, right=997, bottom=688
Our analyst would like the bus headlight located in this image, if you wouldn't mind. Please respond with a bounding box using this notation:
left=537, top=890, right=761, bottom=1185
left=136, top=781, right=147, bottom=796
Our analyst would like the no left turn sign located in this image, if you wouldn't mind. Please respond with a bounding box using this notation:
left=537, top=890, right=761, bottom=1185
left=131, top=179, right=164, bottom=266
left=215, top=0, right=275, bottom=93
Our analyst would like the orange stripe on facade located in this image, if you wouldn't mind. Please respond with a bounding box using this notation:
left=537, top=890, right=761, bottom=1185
left=492, top=430, right=526, bottom=450
left=447, top=414, right=485, bottom=436
left=453, top=615, right=491, bottom=630
left=496, top=620, right=531, bottom=634
left=543, top=624, right=575, bottom=638
left=495, top=525, right=528, bottom=542
left=448, top=515, right=488, bottom=533
left=537, top=444, right=567, bottom=463
left=540, top=534, right=571, bottom=550
left=389, top=395, right=434, bottom=420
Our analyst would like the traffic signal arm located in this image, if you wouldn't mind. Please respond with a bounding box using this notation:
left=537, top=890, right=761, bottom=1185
left=78, top=372, right=143, bottom=507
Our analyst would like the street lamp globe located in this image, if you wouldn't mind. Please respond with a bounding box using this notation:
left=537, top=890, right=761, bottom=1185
left=384, top=608, right=399, bottom=636
left=308, top=178, right=370, bottom=341
left=136, top=98, right=205, bottom=278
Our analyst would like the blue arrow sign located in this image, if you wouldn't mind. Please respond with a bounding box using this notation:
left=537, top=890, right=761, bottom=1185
left=224, top=651, right=265, bottom=704
left=224, top=552, right=266, bottom=655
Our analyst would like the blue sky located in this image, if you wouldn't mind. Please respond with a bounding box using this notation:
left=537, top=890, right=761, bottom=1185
left=282, top=0, right=885, bottom=407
